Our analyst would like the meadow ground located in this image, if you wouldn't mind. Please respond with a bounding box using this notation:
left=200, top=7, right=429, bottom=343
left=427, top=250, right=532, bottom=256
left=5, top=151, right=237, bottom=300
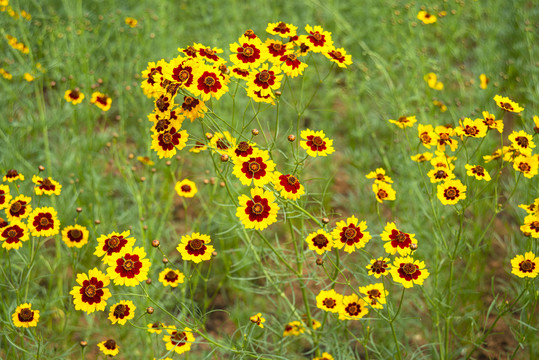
left=1, top=0, right=538, bottom=359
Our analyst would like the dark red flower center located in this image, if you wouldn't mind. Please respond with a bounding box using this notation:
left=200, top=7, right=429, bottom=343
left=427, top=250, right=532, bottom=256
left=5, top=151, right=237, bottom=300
left=237, top=141, right=250, bottom=152
left=123, top=259, right=135, bottom=271
left=104, top=340, right=116, bottom=350
left=346, top=303, right=360, bottom=316
left=323, top=298, right=336, bottom=308
left=500, top=102, right=513, bottom=111
left=165, top=270, right=178, bottom=281
left=249, top=161, right=261, bottom=173
left=69, top=229, right=82, bottom=241
left=114, top=304, right=127, bottom=317
left=85, top=285, right=97, bottom=297
left=69, top=90, right=80, bottom=99
left=11, top=201, right=22, bottom=213
left=171, top=331, right=187, bottom=346
left=377, top=189, right=388, bottom=199
left=444, top=187, right=458, bottom=200
left=7, top=169, right=18, bottom=177
left=216, top=139, right=228, bottom=150
left=181, top=185, right=191, bottom=192
left=313, top=234, right=328, bottom=247
left=163, top=133, right=173, bottom=144
left=19, top=308, right=33, bottom=321
left=204, top=76, right=216, bottom=87
left=519, top=163, right=531, bottom=172
left=287, top=53, right=297, bottom=61
left=258, top=70, right=270, bottom=82
left=40, top=217, right=50, bottom=227
left=464, top=126, right=478, bottom=135
left=242, top=46, right=255, bottom=57
left=472, top=166, right=485, bottom=176
left=287, top=176, right=298, bottom=185
left=7, top=229, right=17, bottom=238
left=372, top=260, right=387, bottom=273
left=402, top=263, right=417, bottom=275
left=189, top=239, right=203, bottom=251
left=108, top=236, right=120, bottom=248
left=368, top=289, right=381, bottom=299
left=313, top=136, right=324, bottom=146
left=252, top=203, right=264, bottom=214
left=516, top=136, right=529, bottom=148
left=520, top=260, right=534, bottom=272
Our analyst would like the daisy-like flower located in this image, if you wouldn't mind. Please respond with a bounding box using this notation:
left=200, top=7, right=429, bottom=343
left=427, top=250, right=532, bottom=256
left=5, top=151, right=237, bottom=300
left=180, top=96, right=206, bottom=122
left=177, top=232, right=215, bottom=263
left=229, top=36, right=267, bottom=68
left=247, top=63, right=283, bottom=96
left=359, top=283, right=388, bottom=309
left=250, top=313, right=266, bottom=328
left=98, top=339, right=119, bottom=357
left=411, top=152, right=434, bottom=163
left=150, top=111, right=184, bottom=134
left=125, top=17, right=137, bottom=27
left=508, top=130, right=535, bottom=156
left=236, top=187, right=280, bottom=231
left=324, top=47, right=353, bottom=68
left=266, top=21, right=297, bottom=38
left=178, top=44, right=199, bottom=58
left=273, top=172, right=305, bottom=200
left=70, top=268, right=111, bottom=314
left=192, top=65, right=229, bottom=101
left=108, top=300, right=135, bottom=325
left=279, top=52, right=308, bottom=78
left=314, top=352, right=335, bottom=360
left=373, top=182, right=396, bottom=203
left=283, top=321, right=304, bottom=336
left=366, top=257, right=391, bottom=278
left=194, top=43, right=223, bottom=63
left=12, top=303, right=39, bottom=328
left=305, top=229, right=333, bottom=255
left=332, top=215, right=371, bottom=253
left=339, top=294, right=369, bottom=320
left=455, top=117, right=488, bottom=138
left=518, top=199, right=539, bottom=215
left=27, top=206, right=60, bottom=237
left=165, top=57, right=196, bottom=89
left=175, top=179, right=198, bottom=198
left=6, top=195, right=32, bottom=222
left=107, top=247, right=151, bottom=286
left=481, top=111, right=503, bottom=133
left=388, top=115, right=417, bottom=129
left=163, top=326, right=195, bottom=355
left=418, top=124, right=439, bottom=149
left=151, top=127, right=189, bottom=159
left=265, top=39, right=289, bottom=65
left=304, top=25, right=334, bottom=53
left=427, top=166, right=455, bottom=183
left=209, top=131, right=236, bottom=156
left=1, top=221, right=29, bottom=250
left=381, top=222, right=416, bottom=256
left=141, top=60, right=166, bottom=98
left=159, top=268, right=185, bottom=287
left=147, top=322, right=165, bottom=334
left=61, top=224, right=89, bottom=248
left=64, top=89, right=84, bottom=104
left=465, top=164, right=491, bottom=181
left=511, top=252, right=538, bottom=278
left=437, top=179, right=466, bottom=205
left=3, top=169, right=24, bottom=182
left=316, top=289, right=343, bottom=313
left=365, top=168, right=393, bottom=183
left=90, top=92, right=112, bottom=112
left=233, top=141, right=257, bottom=159
left=232, top=149, right=276, bottom=187
left=300, top=129, right=335, bottom=157
left=435, top=126, right=458, bottom=152
left=32, top=175, right=62, bottom=196
left=479, top=74, right=489, bottom=89
left=513, top=155, right=539, bottom=179
left=94, top=230, right=136, bottom=265
left=424, top=72, right=443, bottom=90
left=494, top=95, right=524, bottom=113
left=417, top=10, right=437, bottom=24
left=430, top=151, right=456, bottom=170
left=520, top=214, right=539, bottom=238
left=433, top=100, right=447, bottom=112
left=390, top=256, right=430, bottom=288
left=0, top=184, right=12, bottom=209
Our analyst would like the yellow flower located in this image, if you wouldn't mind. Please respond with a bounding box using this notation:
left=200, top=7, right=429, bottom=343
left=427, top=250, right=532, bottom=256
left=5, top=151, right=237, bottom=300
left=249, top=313, right=266, bottom=328
left=12, top=303, right=39, bottom=328
left=372, top=182, right=396, bottom=203
left=151, top=126, right=189, bottom=159
left=191, top=64, right=229, bottom=101
left=62, top=225, right=89, bottom=248
left=366, top=257, right=391, bottom=278
left=246, top=63, right=283, bottom=96
left=94, top=230, right=136, bottom=265
left=300, top=129, right=335, bottom=157
left=479, top=74, right=489, bottom=89
left=511, top=252, right=538, bottom=278
left=365, top=168, right=393, bottom=184
left=424, top=72, right=443, bottom=90
left=455, top=117, right=488, bottom=138
left=388, top=115, right=417, bottom=129
left=381, top=222, right=416, bottom=256
left=338, top=294, right=369, bottom=320
left=417, top=10, right=437, bottom=24
left=64, top=89, right=84, bottom=105
left=23, top=73, right=34, bottom=82
left=305, top=229, right=333, bottom=255
left=313, top=352, right=335, bottom=360
left=437, top=179, right=466, bottom=205
left=28, top=206, right=60, bottom=237
left=136, top=156, right=154, bottom=166
left=513, top=154, right=539, bottom=179
left=158, top=268, right=185, bottom=287
left=433, top=100, right=447, bottom=112
left=304, top=25, right=334, bottom=53
left=390, top=256, right=430, bottom=288
left=427, top=167, right=455, bottom=183
left=90, top=92, right=112, bottom=111
left=32, top=175, right=62, bottom=195
left=273, top=172, right=305, bottom=200
left=147, top=322, right=165, bottom=334
left=177, top=232, right=215, bottom=263
left=236, top=187, right=279, bottom=231
left=418, top=124, right=439, bottom=149
left=266, top=21, right=298, bottom=38
left=232, top=149, right=276, bottom=187
left=125, top=17, right=137, bottom=27
left=98, top=339, right=120, bottom=357
left=332, top=215, right=371, bottom=253
left=107, top=247, right=151, bottom=286
left=108, top=300, right=136, bottom=325
left=229, top=36, right=268, bottom=69
left=208, top=131, right=236, bottom=156
left=279, top=52, right=308, bottom=78
left=3, top=169, right=24, bottom=182
left=70, top=268, right=111, bottom=314
left=1, top=221, right=29, bottom=250
left=6, top=195, right=32, bottom=222
left=410, top=152, right=433, bottom=163
left=324, top=48, right=353, bottom=68
left=180, top=96, right=207, bottom=122
left=162, top=326, right=195, bottom=355
left=359, top=283, right=388, bottom=309
left=493, top=95, right=524, bottom=113
left=520, top=214, right=539, bottom=238
left=508, top=130, right=535, bottom=156
left=481, top=111, right=503, bottom=133
left=0, top=184, right=12, bottom=210
left=316, top=289, right=343, bottom=313
left=175, top=179, right=198, bottom=198
left=465, top=164, right=491, bottom=181
left=283, top=321, right=304, bottom=336
left=434, top=125, right=458, bottom=152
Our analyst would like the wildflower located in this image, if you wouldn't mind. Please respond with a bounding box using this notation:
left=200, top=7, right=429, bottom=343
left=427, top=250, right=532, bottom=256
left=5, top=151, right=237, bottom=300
left=455, top=117, right=488, bottom=138
left=437, top=179, right=466, bottom=205
left=108, top=300, right=135, bottom=325
left=283, top=321, right=304, bottom=336
left=435, top=125, right=458, bottom=152
left=411, top=152, right=433, bottom=162
left=273, top=172, right=305, bottom=200
left=389, top=115, right=417, bottom=129
left=339, top=294, right=368, bottom=320
left=324, top=47, right=353, bottom=68
left=61, top=225, right=89, bottom=248
left=381, top=222, right=416, bottom=256
left=141, top=60, right=166, bottom=98
left=373, top=182, right=396, bottom=203
left=98, top=339, right=119, bottom=357
left=279, top=52, right=308, bottom=78
left=250, top=313, right=266, bottom=328
left=232, top=149, right=276, bottom=187
left=147, top=322, right=165, bottom=334
left=465, top=164, right=491, bottom=181
left=305, top=229, right=333, bottom=255
left=106, top=246, right=151, bottom=286
left=158, top=269, right=185, bottom=287
left=513, top=155, right=538, bottom=179
left=424, top=72, right=443, bottom=90
left=90, top=92, right=112, bottom=111
left=0, top=184, right=12, bottom=209
left=175, top=179, right=198, bottom=198
left=125, top=17, right=137, bottom=27
left=265, top=39, right=290, bottom=65
left=6, top=195, right=32, bottom=221
left=418, top=124, right=438, bottom=149
left=493, top=95, right=524, bottom=113
left=417, top=10, right=437, bottom=24
left=229, top=36, right=267, bottom=68
left=316, top=289, right=343, bottom=313
left=313, top=353, right=335, bottom=360
left=28, top=206, right=60, bottom=237
left=511, top=252, right=538, bottom=278
left=520, top=214, right=539, bottom=238
left=151, top=126, right=189, bottom=159
left=70, top=268, right=111, bottom=314
left=236, top=187, right=279, bottom=230
left=300, top=129, right=335, bottom=157
left=481, top=111, right=503, bottom=133
left=163, top=326, right=195, bottom=355
left=247, top=63, right=283, bottom=96
left=64, top=89, right=84, bottom=105
left=193, top=43, right=223, bottom=63
left=1, top=221, right=29, bottom=250
left=390, top=256, right=430, bottom=288
left=12, top=303, right=39, bottom=328
left=137, top=156, right=154, bottom=166
left=332, top=215, right=371, bottom=253
left=177, top=232, right=215, bottom=263
left=94, top=230, right=136, bottom=265
left=508, top=130, right=535, bottom=156
left=165, top=57, right=196, bottom=88
left=427, top=166, right=455, bottom=183
left=518, top=199, right=539, bottom=215
left=365, top=168, right=393, bottom=183
left=304, top=25, right=334, bottom=53
left=266, top=21, right=298, bottom=38
left=180, top=96, right=206, bottom=121
left=479, top=74, right=488, bottom=89
left=359, top=283, right=388, bottom=309
left=3, top=169, right=24, bottom=182
left=233, top=141, right=256, bottom=158
left=0, top=68, right=13, bottom=80
left=209, top=131, right=236, bottom=156
left=366, top=257, right=391, bottom=278
left=433, top=100, right=447, bottom=112
left=23, top=73, right=34, bottom=82
left=32, top=175, right=62, bottom=196
left=192, top=65, right=229, bottom=101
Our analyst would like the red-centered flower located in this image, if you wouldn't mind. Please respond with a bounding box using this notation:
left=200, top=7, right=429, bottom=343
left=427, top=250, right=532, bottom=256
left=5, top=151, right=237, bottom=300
left=229, top=37, right=266, bottom=68
left=233, top=141, right=256, bottom=158
left=70, top=268, right=111, bottom=314
left=390, top=256, right=430, bottom=288
left=299, top=129, right=335, bottom=157
left=1, top=221, right=29, bottom=250
left=332, top=215, right=372, bottom=253
left=151, top=126, right=189, bottom=159
left=6, top=195, right=32, bottom=222
left=247, top=64, right=282, bottom=96
left=273, top=171, right=305, bottom=200
left=168, top=59, right=195, bottom=88
left=279, top=52, right=307, bottom=78
left=180, top=96, right=207, bottom=122
left=107, top=247, right=151, bottom=287
left=178, top=44, right=198, bottom=58
left=236, top=187, right=279, bottom=230
left=177, top=232, right=214, bottom=263
left=28, top=206, right=60, bottom=237
left=195, top=44, right=223, bottom=62
left=194, top=69, right=228, bottom=101
left=366, top=257, right=391, bottom=278
left=265, top=39, right=289, bottom=64
left=381, top=222, right=416, bottom=256
left=304, top=25, right=334, bottom=53
left=232, top=149, right=276, bottom=187
left=94, top=230, right=136, bottom=265
left=266, top=21, right=298, bottom=38
left=324, top=48, right=353, bottom=68
left=32, top=175, right=62, bottom=196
